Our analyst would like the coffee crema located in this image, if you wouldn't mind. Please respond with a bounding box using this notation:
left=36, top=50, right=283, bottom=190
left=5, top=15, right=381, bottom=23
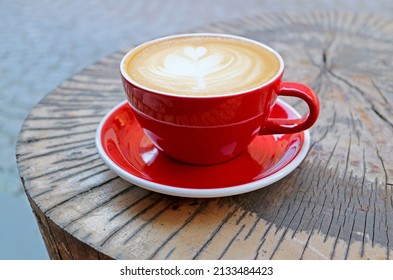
left=124, top=35, right=281, bottom=96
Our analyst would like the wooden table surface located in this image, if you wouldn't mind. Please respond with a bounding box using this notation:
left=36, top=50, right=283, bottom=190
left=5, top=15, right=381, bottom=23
left=16, top=11, right=393, bottom=259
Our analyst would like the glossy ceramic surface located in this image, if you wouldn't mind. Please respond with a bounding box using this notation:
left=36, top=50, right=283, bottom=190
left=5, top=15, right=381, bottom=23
left=120, top=34, right=319, bottom=165
left=96, top=99, right=310, bottom=197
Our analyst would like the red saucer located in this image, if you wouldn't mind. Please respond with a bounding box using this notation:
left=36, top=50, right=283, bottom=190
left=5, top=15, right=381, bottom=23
left=96, top=100, right=309, bottom=197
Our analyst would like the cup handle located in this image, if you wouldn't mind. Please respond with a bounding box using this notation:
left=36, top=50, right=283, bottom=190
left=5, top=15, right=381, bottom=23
left=260, top=82, right=320, bottom=135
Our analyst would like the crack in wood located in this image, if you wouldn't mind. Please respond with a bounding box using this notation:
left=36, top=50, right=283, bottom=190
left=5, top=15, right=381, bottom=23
left=192, top=205, right=241, bottom=260
left=148, top=200, right=211, bottom=260
left=27, top=156, right=101, bottom=182
left=43, top=176, right=120, bottom=214
left=371, top=79, right=390, bottom=104
left=99, top=195, right=166, bottom=248
left=371, top=105, right=393, bottom=130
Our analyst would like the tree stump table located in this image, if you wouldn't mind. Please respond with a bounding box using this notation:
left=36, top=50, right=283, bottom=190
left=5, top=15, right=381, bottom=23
left=16, top=11, right=393, bottom=259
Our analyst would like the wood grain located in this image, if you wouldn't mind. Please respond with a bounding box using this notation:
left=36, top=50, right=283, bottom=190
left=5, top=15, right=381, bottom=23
left=16, top=11, right=393, bottom=259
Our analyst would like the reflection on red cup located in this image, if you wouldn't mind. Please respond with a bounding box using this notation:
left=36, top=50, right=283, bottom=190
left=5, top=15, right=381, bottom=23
left=120, top=33, right=319, bottom=165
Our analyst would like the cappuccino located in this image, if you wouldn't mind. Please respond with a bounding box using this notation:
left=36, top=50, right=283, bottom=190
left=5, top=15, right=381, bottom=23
left=123, top=35, right=281, bottom=96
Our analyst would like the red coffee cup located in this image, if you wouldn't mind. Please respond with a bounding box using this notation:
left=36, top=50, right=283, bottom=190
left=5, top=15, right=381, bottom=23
left=120, top=34, right=319, bottom=165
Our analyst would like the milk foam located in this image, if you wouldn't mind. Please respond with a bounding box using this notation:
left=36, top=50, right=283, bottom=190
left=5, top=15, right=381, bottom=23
left=126, top=36, right=280, bottom=96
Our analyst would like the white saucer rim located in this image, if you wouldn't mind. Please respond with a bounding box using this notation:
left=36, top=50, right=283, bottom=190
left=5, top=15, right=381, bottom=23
left=95, top=99, right=310, bottom=198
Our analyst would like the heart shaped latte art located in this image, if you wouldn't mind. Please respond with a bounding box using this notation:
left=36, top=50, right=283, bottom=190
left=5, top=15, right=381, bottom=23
left=158, top=46, right=233, bottom=90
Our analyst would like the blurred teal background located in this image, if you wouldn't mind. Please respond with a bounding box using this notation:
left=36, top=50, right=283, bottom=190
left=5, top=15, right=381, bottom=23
left=1, top=0, right=391, bottom=259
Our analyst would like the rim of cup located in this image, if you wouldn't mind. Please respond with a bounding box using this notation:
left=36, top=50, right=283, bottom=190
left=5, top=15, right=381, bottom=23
left=120, top=33, right=285, bottom=98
